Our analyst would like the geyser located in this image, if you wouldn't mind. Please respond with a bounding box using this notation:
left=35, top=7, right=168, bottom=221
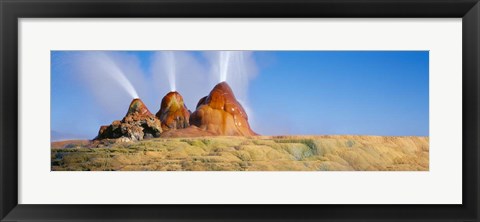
left=95, top=98, right=162, bottom=141
left=156, top=91, right=190, bottom=131
left=213, top=51, right=256, bottom=106
left=189, top=81, right=257, bottom=136
left=127, top=98, right=152, bottom=116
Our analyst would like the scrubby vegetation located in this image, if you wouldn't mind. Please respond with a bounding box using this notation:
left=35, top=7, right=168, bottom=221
left=51, top=135, right=429, bottom=171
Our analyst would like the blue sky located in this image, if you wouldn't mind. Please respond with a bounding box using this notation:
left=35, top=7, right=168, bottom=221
left=51, top=51, right=428, bottom=140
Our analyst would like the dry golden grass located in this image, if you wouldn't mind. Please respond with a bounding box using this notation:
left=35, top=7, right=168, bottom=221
left=51, top=135, right=429, bottom=171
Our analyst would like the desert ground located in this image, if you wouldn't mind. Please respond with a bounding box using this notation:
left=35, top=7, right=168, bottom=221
left=51, top=135, right=428, bottom=171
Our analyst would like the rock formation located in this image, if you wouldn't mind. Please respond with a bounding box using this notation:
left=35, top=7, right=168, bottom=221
left=189, top=82, right=257, bottom=136
left=94, top=82, right=257, bottom=140
left=155, top=91, right=191, bottom=131
left=95, top=98, right=162, bottom=141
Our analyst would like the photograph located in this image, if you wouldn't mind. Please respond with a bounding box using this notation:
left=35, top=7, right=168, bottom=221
left=3, top=0, right=477, bottom=220
left=50, top=50, right=429, bottom=171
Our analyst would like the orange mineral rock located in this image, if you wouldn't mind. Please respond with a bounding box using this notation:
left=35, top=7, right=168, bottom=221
left=189, top=82, right=257, bottom=136
left=155, top=91, right=191, bottom=131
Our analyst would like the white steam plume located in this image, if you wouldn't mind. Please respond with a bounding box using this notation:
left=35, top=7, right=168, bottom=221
left=162, top=51, right=177, bottom=91
left=151, top=51, right=210, bottom=111
left=81, top=52, right=139, bottom=99
left=70, top=51, right=150, bottom=121
left=219, top=51, right=231, bottom=82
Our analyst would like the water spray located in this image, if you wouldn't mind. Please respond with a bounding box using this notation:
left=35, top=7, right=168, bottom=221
left=165, top=52, right=177, bottom=92
left=97, top=53, right=139, bottom=99
left=219, top=51, right=231, bottom=82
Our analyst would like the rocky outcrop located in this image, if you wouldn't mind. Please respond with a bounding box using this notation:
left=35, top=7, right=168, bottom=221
left=95, top=98, right=162, bottom=141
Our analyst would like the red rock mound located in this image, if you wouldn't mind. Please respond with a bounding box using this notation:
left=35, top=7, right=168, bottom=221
left=95, top=98, right=162, bottom=141
left=155, top=91, right=191, bottom=131
left=189, top=82, right=257, bottom=136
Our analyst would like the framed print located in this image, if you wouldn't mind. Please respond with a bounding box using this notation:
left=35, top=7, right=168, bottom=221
left=1, top=0, right=479, bottom=221
left=49, top=50, right=430, bottom=172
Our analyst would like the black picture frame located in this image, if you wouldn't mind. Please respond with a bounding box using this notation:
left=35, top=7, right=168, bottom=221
left=1, top=0, right=479, bottom=221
